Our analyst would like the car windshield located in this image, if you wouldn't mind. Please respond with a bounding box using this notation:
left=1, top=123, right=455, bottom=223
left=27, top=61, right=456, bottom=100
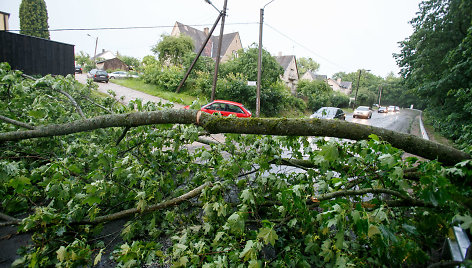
left=316, top=108, right=337, bottom=116
left=356, top=106, right=370, bottom=111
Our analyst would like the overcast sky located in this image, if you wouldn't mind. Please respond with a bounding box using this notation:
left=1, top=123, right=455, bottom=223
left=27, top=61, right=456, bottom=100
left=2, top=0, right=422, bottom=77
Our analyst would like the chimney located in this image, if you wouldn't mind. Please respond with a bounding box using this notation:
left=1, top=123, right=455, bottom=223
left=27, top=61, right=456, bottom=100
left=102, top=49, right=105, bottom=53
left=278, top=52, right=282, bottom=57
left=337, top=78, right=342, bottom=84
left=204, top=27, right=209, bottom=36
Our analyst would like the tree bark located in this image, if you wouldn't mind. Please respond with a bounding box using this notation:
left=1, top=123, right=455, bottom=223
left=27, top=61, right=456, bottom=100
left=0, top=109, right=469, bottom=166
left=79, top=181, right=211, bottom=224
left=0, top=115, right=35, bottom=130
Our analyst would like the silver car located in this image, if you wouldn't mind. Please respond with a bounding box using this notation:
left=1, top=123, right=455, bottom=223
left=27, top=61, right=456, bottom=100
left=353, top=106, right=372, bottom=119
left=109, top=71, right=138, bottom=79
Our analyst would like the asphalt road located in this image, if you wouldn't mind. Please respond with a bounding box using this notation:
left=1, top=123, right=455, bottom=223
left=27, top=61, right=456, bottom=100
left=346, top=108, right=419, bottom=134
left=74, top=73, right=184, bottom=108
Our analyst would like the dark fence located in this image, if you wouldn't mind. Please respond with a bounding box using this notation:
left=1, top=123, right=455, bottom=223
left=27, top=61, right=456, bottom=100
left=0, top=31, right=74, bottom=76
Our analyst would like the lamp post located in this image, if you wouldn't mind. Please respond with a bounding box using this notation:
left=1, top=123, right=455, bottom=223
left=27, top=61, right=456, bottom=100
left=87, top=34, right=98, bottom=65
left=256, top=0, right=275, bottom=117
left=353, top=69, right=370, bottom=108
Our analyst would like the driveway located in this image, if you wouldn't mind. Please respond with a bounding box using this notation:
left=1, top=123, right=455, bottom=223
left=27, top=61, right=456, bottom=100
left=75, top=73, right=184, bottom=109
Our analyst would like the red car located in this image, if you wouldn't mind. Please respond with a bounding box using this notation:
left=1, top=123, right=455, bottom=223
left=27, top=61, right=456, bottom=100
left=184, top=100, right=252, bottom=118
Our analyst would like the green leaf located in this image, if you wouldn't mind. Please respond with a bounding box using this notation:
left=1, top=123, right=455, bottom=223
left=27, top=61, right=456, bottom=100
left=368, top=134, right=379, bottom=141
left=241, top=189, right=255, bottom=205
left=28, top=109, right=47, bottom=119
left=379, top=154, right=395, bottom=169
left=83, top=195, right=101, bottom=206
left=257, top=227, right=278, bottom=246
left=320, top=143, right=339, bottom=162
left=56, top=246, right=67, bottom=262
left=225, top=213, right=245, bottom=234
left=173, top=256, right=188, bottom=267
left=454, top=214, right=472, bottom=231
left=94, top=249, right=104, bottom=265
left=368, top=225, right=381, bottom=238
left=239, top=240, right=256, bottom=261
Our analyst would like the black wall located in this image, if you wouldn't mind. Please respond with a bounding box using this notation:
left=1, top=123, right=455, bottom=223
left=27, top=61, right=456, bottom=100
left=0, top=31, right=74, bottom=76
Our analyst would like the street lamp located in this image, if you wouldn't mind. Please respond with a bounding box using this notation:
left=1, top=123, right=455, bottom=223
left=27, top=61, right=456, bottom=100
left=353, top=69, right=370, bottom=108
left=87, top=34, right=98, bottom=65
left=256, top=0, right=275, bottom=117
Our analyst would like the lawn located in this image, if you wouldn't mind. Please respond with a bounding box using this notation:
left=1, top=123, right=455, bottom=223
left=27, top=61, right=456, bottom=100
left=110, top=78, right=208, bottom=106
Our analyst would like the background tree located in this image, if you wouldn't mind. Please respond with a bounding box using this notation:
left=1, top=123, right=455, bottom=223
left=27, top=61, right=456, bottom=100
left=297, top=57, right=320, bottom=76
left=19, top=0, right=50, bottom=39
left=118, top=55, right=140, bottom=70
left=74, top=51, right=95, bottom=72
left=151, top=34, right=194, bottom=66
left=395, top=0, right=472, bottom=149
left=220, top=45, right=283, bottom=89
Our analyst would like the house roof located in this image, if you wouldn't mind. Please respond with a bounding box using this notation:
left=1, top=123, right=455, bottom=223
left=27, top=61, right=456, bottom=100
left=93, top=50, right=115, bottom=60
left=275, top=55, right=296, bottom=70
left=304, top=71, right=327, bottom=81
left=174, top=21, right=240, bottom=58
left=340, top=81, right=352, bottom=89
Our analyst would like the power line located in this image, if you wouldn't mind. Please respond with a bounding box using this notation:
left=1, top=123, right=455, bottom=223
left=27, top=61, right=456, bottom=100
left=7, top=22, right=258, bottom=32
left=265, top=23, right=348, bottom=71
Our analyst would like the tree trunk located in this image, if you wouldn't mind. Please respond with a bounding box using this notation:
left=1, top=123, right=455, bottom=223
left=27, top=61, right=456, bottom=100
left=0, top=109, right=469, bottom=166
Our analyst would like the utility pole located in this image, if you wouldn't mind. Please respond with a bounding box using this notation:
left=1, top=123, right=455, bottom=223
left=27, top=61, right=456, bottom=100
left=353, top=69, right=370, bottom=108
left=210, top=0, right=228, bottom=102
left=378, top=85, right=382, bottom=106
left=256, top=0, right=275, bottom=117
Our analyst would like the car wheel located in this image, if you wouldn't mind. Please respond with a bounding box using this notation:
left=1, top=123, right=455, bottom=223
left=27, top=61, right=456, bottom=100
left=353, top=115, right=356, bottom=118
left=110, top=76, right=114, bottom=79
left=106, top=81, right=109, bottom=83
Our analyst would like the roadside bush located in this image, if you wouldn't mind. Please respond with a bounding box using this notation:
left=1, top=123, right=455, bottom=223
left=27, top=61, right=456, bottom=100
left=189, top=71, right=212, bottom=97
left=141, top=63, right=183, bottom=92
left=215, top=73, right=288, bottom=116
left=331, top=92, right=350, bottom=108
left=155, top=65, right=183, bottom=91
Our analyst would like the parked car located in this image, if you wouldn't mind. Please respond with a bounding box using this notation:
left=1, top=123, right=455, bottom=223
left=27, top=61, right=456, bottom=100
left=88, top=69, right=109, bottom=83
left=387, top=106, right=396, bottom=113
left=310, top=107, right=346, bottom=120
left=109, top=71, right=138, bottom=79
left=184, top=100, right=252, bottom=118
left=75, top=66, right=83, bottom=74
left=87, top=69, right=98, bottom=78
left=378, top=106, right=388, bottom=113
left=353, top=106, right=373, bottom=119
left=395, top=106, right=400, bottom=112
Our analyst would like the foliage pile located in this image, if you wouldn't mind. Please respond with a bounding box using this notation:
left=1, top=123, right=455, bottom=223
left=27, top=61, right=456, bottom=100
left=1, top=62, right=472, bottom=267
left=395, top=0, right=472, bottom=150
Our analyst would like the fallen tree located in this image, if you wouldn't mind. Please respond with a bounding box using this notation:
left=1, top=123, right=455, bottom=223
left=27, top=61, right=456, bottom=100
left=1, top=109, right=469, bottom=166
left=1, top=64, right=472, bottom=267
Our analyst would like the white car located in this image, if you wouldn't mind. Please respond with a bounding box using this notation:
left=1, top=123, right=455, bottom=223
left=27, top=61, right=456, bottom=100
left=108, top=71, right=138, bottom=79
left=353, top=106, right=373, bottom=119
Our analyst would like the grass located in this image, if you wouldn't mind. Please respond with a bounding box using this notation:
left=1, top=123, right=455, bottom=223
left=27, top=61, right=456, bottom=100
left=110, top=79, right=208, bottom=106
left=422, top=114, right=456, bottom=148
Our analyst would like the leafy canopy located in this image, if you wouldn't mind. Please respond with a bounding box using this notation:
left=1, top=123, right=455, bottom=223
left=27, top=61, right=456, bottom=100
left=394, top=0, right=472, bottom=150
left=151, top=34, right=195, bottom=66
